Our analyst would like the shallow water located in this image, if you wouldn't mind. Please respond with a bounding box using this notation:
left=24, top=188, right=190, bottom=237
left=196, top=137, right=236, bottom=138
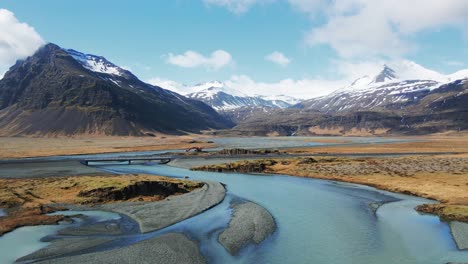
left=102, top=163, right=468, bottom=264
left=0, top=211, right=120, bottom=263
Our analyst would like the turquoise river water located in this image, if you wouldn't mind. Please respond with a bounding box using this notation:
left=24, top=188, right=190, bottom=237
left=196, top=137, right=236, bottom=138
left=0, top=137, right=467, bottom=263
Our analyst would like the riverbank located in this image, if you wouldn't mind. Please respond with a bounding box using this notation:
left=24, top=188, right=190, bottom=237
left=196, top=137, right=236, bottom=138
left=0, top=135, right=215, bottom=159
left=192, top=154, right=468, bottom=223
left=0, top=174, right=202, bottom=235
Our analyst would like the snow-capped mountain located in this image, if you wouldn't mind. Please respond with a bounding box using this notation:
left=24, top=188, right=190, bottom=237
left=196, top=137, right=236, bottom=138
left=187, top=81, right=298, bottom=111
left=66, top=49, right=131, bottom=78
left=296, top=62, right=468, bottom=113
left=257, top=94, right=302, bottom=106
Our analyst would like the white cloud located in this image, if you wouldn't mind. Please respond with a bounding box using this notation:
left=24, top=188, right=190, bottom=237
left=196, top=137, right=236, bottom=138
left=304, top=0, right=468, bottom=58
left=147, top=77, right=198, bottom=94
left=331, top=59, right=386, bottom=81
left=165, top=50, right=232, bottom=70
left=203, top=0, right=270, bottom=14
left=224, top=74, right=345, bottom=98
left=265, top=51, right=291, bottom=66
left=0, top=9, right=45, bottom=76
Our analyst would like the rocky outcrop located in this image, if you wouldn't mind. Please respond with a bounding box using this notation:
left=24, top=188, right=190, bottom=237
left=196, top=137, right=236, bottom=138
left=78, top=181, right=202, bottom=203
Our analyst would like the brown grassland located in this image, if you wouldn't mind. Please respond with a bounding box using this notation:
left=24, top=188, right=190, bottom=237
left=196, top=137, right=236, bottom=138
left=0, top=174, right=202, bottom=235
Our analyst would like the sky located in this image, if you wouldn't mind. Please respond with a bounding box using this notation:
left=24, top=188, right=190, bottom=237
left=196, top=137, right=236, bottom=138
left=1, top=0, right=468, bottom=98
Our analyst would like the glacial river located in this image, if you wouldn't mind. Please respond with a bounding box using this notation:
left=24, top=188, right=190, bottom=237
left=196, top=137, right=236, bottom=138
left=1, top=137, right=467, bottom=263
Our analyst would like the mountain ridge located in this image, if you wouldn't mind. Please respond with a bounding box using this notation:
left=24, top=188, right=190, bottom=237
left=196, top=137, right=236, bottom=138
left=0, top=43, right=232, bottom=136
left=186, top=82, right=298, bottom=111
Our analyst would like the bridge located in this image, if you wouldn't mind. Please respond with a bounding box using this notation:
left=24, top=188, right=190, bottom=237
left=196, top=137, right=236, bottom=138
left=80, top=156, right=173, bottom=166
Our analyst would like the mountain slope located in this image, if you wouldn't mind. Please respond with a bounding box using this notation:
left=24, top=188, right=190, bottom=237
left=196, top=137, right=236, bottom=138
left=0, top=43, right=232, bottom=136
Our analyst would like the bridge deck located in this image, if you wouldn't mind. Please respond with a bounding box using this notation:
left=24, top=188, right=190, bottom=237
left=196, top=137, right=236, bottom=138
left=81, top=156, right=173, bottom=165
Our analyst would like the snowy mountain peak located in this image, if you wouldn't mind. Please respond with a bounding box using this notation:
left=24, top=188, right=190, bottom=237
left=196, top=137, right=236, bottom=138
left=298, top=60, right=468, bottom=113
left=66, top=49, right=127, bottom=77
left=373, top=65, right=397, bottom=83
left=191, top=82, right=247, bottom=98
left=187, top=82, right=300, bottom=111
left=192, top=81, right=225, bottom=91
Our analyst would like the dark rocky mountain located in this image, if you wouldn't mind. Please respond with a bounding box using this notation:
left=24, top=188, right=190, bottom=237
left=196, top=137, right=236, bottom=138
left=0, top=43, right=232, bottom=136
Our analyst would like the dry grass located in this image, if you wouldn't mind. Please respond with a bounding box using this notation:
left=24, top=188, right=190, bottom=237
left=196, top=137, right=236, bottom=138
left=0, top=174, right=202, bottom=235
left=0, top=135, right=215, bottom=159
left=0, top=174, right=200, bottom=207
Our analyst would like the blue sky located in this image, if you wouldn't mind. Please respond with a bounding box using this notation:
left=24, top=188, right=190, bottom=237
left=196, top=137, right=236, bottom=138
left=1, top=0, right=468, bottom=97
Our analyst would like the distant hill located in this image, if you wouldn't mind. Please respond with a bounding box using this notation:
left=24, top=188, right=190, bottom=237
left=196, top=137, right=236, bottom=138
left=0, top=43, right=232, bottom=136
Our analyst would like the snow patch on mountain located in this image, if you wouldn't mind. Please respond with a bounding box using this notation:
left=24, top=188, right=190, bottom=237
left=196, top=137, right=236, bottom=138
left=257, top=94, right=302, bottom=105
left=66, top=49, right=125, bottom=76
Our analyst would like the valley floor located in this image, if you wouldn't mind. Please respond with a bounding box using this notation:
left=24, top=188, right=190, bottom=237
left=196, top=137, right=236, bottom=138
left=0, top=135, right=215, bottom=159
